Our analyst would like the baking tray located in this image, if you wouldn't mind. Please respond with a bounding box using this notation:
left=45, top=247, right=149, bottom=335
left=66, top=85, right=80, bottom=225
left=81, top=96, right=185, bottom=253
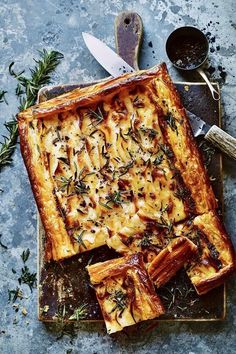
left=37, top=81, right=225, bottom=322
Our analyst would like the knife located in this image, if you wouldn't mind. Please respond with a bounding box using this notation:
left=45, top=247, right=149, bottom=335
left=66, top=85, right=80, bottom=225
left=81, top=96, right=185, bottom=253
left=82, top=32, right=236, bottom=160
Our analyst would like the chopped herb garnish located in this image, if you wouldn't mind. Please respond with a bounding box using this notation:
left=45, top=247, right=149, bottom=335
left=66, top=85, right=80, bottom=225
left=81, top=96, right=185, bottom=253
left=74, top=230, right=87, bottom=249
left=21, top=248, right=30, bottom=263
left=110, top=290, right=127, bottom=315
left=0, top=90, right=8, bottom=105
left=99, top=201, right=112, bottom=210
left=8, top=287, right=23, bottom=303
left=18, top=265, right=37, bottom=292
left=159, top=143, right=174, bottom=159
left=174, top=186, right=189, bottom=200
left=56, top=175, right=72, bottom=194
left=88, top=107, right=104, bottom=126
left=165, top=113, right=178, bottom=133
left=105, top=191, right=128, bottom=207
left=153, top=154, right=164, bottom=165
left=119, top=159, right=134, bottom=177
left=69, top=303, right=88, bottom=321
left=140, top=127, right=158, bottom=139
left=138, top=233, right=153, bottom=248
left=156, top=216, right=173, bottom=234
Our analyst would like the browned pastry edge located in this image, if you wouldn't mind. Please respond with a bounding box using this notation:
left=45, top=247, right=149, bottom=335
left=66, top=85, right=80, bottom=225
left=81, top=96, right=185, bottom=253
left=148, top=236, right=198, bottom=288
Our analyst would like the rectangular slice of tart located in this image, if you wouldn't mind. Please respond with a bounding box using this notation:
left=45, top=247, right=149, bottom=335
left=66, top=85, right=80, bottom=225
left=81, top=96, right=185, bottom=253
left=86, top=252, right=165, bottom=333
left=174, top=211, right=235, bottom=295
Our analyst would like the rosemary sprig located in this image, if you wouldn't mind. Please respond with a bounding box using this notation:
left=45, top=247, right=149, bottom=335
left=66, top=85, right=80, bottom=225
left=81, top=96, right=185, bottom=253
left=0, top=119, right=18, bottom=171
left=0, top=90, right=8, bottom=104
left=119, top=158, right=135, bottom=177
left=56, top=176, right=72, bottom=194
left=0, top=49, right=63, bottom=171
left=74, top=230, right=87, bottom=249
left=110, top=290, right=127, bottom=315
left=105, top=191, right=127, bottom=207
left=69, top=303, right=88, bottom=321
left=9, top=49, right=64, bottom=111
left=88, top=107, right=104, bottom=127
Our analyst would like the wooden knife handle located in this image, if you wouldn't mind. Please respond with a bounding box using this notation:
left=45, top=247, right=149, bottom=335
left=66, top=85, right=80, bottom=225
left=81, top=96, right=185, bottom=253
left=115, top=12, right=143, bottom=70
left=205, top=125, right=236, bottom=160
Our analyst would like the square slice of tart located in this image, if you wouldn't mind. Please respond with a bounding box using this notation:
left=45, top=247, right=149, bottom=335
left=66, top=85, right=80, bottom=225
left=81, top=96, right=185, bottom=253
left=86, top=252, right=165, bottom=333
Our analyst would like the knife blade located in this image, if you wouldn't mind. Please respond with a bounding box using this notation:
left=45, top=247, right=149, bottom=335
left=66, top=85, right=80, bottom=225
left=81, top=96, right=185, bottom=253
left=82, top=32, right=134, bottom=77
left=82, top=33, right=236, bottom=159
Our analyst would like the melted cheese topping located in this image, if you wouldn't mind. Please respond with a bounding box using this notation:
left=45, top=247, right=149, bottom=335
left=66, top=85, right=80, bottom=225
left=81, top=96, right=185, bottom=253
left=29, top=86, right=190, bottom=259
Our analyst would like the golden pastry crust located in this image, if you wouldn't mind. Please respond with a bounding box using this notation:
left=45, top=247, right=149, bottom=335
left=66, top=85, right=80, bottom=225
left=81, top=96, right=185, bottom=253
left=86, top=253, right=165, bottom=333
left=18, top=63, right=221, bottom=262
left=148, top=236, right=198, bottom=288
left=175, top=211, right=235, bottom=295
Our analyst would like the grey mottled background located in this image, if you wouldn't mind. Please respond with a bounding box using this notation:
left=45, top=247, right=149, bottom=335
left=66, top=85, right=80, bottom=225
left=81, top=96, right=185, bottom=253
left=0, top=0, right=235, bottom=353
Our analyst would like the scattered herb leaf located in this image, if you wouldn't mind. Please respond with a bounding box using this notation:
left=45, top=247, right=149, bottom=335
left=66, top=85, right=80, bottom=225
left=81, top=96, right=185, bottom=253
left=69, top=303, right=88, bottom=321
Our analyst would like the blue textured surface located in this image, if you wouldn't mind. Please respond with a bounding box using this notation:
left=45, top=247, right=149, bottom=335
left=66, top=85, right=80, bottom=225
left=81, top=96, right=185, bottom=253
left=0, top=0, right=235, bottom=353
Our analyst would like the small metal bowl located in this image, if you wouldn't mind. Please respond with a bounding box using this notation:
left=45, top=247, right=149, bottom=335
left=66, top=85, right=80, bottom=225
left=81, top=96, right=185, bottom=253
left=166, top=26, right=220, bottom=100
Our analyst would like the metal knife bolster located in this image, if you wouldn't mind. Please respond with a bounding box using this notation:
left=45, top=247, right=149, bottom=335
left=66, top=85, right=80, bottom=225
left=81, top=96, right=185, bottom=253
left=186, top=109, right=211, bottom=137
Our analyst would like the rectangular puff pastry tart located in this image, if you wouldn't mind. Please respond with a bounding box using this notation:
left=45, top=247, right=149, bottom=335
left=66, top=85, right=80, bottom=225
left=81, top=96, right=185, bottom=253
left=18, top=63, right=235, bottom=331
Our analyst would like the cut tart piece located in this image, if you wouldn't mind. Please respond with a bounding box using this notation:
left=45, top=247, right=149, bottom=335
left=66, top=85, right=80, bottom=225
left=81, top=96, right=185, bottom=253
left=175, top=211, right=235, bottom=295
left=18, top=63, right=218, bottom=261
left=148, top=236, right=198, bottom=288
left=86, top=253, right=165, bottom=334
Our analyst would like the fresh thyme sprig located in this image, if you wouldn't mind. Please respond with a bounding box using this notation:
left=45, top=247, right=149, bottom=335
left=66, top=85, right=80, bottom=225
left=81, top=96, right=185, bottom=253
left=0, top=49, right=63, bottom=171
left=69, top=303, right=88, bottom=321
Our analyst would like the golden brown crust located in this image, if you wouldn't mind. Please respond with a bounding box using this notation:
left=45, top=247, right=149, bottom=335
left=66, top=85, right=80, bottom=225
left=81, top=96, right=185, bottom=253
left=148, top=237, right=198, bottom=288
left=87, top=253, right=165, bottom=333
left=175, top=211, right=235, bottom=295
left=18, top=120, right=76, bottom=261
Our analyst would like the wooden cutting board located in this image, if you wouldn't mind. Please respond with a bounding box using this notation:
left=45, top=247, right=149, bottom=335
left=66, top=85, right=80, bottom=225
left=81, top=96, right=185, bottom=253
left=37, top=12, right=224, bottom=322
